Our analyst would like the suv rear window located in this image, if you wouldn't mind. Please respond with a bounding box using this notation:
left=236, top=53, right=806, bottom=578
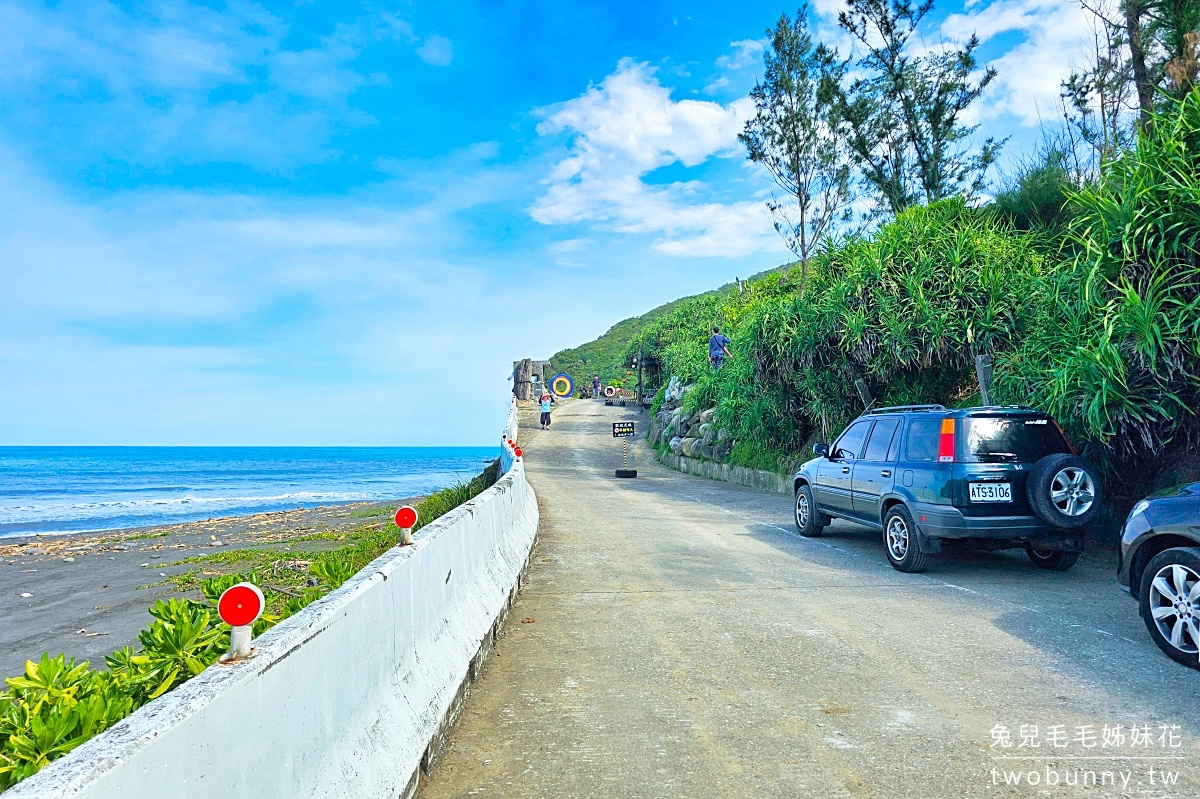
left=905, top=418, right=943, bottom=462
left=960, top=416, right=1071, bottom=463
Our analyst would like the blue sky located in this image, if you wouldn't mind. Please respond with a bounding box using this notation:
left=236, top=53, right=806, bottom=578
left=0, top=0, right=1091, bottom=445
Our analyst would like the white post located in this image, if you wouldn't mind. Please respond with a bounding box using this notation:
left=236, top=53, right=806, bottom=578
left=217, top=582, right=265, bottom=663
left=229, top=625, right=253, bottom=659
left=395, top=505, right=419, bottom=546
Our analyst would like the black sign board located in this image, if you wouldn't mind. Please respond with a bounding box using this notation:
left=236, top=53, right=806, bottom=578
left=612, top=422, right=636, bottom=438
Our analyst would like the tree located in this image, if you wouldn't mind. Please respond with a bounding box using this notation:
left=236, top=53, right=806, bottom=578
left=1059, top=0, right=1198, bottom=170
left=1117, top=0, right=1200, bottom=123
left=1148, top=0, right=1200, bottom=97
left=1061, top=0, right=1138, bottom=173
left=740, top=8, right=851, bottom=267
left=825, top=0, right=1002, bottom=216
left=1124, top=0, right=1156, bottom=125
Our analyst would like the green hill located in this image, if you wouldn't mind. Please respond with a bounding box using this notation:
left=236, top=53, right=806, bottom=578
left=547, top=267, right=790, bottom=390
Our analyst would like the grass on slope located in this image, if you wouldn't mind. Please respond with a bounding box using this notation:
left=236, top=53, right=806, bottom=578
left=547, top=266, right=792, bottom=390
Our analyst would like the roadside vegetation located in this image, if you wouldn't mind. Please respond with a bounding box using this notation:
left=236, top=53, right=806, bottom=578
left=550, top=2, right=1200, bottom=504
left=0, top=463, right=499, bottom=789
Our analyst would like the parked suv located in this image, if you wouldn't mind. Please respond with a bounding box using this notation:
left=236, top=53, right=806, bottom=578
left=792, top=405, right=1101, bottom=573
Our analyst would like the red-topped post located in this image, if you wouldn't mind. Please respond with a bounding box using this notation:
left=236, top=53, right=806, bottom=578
left=218, top=582, right=265, bottom=662
left=395, top=505, right=418, bottom=546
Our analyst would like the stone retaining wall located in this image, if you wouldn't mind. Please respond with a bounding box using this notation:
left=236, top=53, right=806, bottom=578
left=658, top=450, right=790, bottom=495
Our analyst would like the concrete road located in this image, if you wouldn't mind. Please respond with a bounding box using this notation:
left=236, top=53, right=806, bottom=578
left=420, top=400, right=1199, bottom=799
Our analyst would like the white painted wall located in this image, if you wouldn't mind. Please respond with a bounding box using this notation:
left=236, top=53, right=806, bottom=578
left=500, top=398, right=518, bottom=474
left=6, top=416, right=536, bottom=799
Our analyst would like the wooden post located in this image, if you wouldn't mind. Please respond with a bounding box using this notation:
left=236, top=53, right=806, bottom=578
left=975, top=355, right=994, bottom=407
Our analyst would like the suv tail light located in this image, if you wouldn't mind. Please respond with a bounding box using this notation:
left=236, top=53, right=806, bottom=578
left=937, top=418, right=956, bottom=462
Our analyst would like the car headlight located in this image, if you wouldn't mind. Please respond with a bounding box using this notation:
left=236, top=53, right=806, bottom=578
left=1127, top=499, right=1150, bottom=521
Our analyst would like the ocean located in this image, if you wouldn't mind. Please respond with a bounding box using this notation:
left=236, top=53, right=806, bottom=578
left=0, top=447, right=499, bottom=538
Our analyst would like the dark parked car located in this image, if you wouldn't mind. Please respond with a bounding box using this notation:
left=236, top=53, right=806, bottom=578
left=792, top=404, right=1101, bottom=573
left=1117, top=482, right=1200, bottom=670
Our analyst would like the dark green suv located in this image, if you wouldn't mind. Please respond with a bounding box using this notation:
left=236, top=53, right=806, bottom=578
left=791, top=405, right=1102, bottom=573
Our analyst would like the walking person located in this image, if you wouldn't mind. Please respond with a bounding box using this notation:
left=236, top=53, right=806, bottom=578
left=709, top=326, right=731, bottom=370
left=540, top=391, right=553, bottom=430
left=592, top=374, right=601, bottom=400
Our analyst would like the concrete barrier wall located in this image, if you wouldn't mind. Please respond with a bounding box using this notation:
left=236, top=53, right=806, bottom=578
left=503, top=398, right=519, bottom=445
left=7, top=444, right=538, bottom=799
left=658, top=451, right=790, bottom=494
left=500, top=399, right=518, bottom=474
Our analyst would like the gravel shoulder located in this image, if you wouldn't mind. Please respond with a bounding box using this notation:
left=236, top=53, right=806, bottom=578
left=420, top=399, right=1199, bottom=799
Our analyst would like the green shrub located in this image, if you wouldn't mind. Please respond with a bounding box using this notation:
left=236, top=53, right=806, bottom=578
left=997, top=89, right=1200, bottom=476
left=634, top=200, right=1048, bottom=471
left=992, top=144, right=1082, bottom=232
left=0, top=655, right=134, bottom=789
left=634, top=90, right=1200, bottom=490
left=135, top=599, right=225, bottom=701
left=309, top=557, right=354, bottom=588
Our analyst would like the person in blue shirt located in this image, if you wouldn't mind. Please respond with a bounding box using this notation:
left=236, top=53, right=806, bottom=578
left=539, top=391, right=553, bottom=429
left=709, top=327, right=732, bottom=369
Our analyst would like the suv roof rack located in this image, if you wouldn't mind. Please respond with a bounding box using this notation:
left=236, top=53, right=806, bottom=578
left=976, top=404, right=1036, bottom=410
left=865, top=404, right=947, bottom=414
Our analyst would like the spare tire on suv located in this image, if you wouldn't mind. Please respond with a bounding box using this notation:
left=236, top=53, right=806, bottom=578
left=1026, top=453, right=1101, bottom=529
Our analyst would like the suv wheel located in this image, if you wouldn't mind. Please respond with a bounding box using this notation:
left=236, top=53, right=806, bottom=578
left=1027, top=453, right=1101, bottom=529
left=1025, top=545, right=1080, bottom=571
left=794, top=484, right=825, bottom=537
left=1139, top=547, right=1200, bottom=670
left=883, top=504, right=929, bottom=573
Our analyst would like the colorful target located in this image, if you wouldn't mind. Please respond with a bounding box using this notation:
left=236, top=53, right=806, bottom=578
left=550, top=373, right=574, bottom=397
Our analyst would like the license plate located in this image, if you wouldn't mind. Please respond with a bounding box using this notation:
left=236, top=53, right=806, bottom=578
left=970, top=482, right=1012, bottom=502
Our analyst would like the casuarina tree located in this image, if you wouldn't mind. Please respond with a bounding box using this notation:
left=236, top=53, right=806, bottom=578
left=1122, top=0, right=1200, bottom=123
left=739, top=7, right=851, bottom=270
left=825, top=0, right=1002, bottom=216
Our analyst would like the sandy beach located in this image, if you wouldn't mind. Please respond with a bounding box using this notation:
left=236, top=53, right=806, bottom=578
left=0, top=499, right=415, bottom=678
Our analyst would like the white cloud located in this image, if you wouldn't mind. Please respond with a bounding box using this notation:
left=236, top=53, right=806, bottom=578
left=0, top=1, right=456, bottom=167
left=549, top=237, right=594, bottom=253
left=0, top=135, right=783, bottom=444
left=942, top=0, right=1093, bottom=125
left=0, top=143, right=539, bottom=444
left=810, top=0, right=848, bottom=20
left=417, top=35, right=453, bottom=67
left=530, top=59, right=773, bottom=257
left=715, top=39, right=766, bottom=71
left=706, top=38, right=768, bottom=93
left=703, top=76, right=732, bottom=94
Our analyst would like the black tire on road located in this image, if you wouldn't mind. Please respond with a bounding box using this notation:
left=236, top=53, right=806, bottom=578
left=1025, top=545, right=1080, bottom=571
left=1026, top=453, right=1101, bottom=529
left=883, top=504, right=929, bottom=573
left=794, top=484, right=825, bottom=537
left=1138, top=547, right=1200, bottom=670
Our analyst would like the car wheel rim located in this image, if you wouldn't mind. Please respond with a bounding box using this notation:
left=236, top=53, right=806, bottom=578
left=795, top=493, right=809, bottom=528
left=886, top=516, right=908, bottom=560
left=1148, top=563, right=1200, bottom=654
left=1029, top=547, right=1056, bottom=561
left=1050, top=467, right=1095, bottom=517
